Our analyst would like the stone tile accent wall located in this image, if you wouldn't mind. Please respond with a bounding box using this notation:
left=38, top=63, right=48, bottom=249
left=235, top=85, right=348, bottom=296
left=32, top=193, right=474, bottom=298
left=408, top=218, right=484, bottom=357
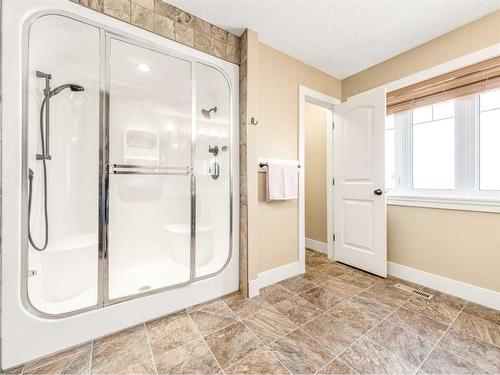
left=239, top=31, right=249, bottom=297
left=71, top=0, right=241, bottom=65
left=0, top=0, right=3, bottom=365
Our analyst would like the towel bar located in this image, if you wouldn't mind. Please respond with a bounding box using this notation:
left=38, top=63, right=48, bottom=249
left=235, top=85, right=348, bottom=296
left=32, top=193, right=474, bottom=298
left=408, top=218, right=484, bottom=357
left=259, top=162, right=301, bottom=168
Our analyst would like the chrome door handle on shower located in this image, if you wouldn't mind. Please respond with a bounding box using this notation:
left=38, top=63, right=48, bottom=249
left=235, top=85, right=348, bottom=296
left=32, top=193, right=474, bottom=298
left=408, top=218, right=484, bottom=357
left=110, top=164, right=191, bottom=176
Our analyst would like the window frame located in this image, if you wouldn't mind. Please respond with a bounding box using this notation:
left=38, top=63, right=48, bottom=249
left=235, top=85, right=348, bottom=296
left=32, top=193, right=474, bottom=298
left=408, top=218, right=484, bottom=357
left=386, top=93, right=500, bottom=213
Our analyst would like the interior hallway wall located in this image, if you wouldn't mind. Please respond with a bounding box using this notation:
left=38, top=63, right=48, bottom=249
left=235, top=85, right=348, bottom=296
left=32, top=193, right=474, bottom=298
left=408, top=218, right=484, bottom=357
left=305, top=103, right=328, bottom=244
left=256, top=43, right=341, bottom=275
left=342, top=10, right=500, bottom=292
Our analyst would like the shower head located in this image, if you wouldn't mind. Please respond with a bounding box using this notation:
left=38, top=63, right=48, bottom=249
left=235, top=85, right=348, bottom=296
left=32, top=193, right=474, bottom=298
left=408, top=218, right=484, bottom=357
left=201, top=106, right=217, bottom=119
left=49, top=84, right=85, bottom=97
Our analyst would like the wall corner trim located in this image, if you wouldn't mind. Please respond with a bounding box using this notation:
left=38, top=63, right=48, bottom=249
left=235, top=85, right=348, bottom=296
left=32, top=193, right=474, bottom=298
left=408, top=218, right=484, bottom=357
left=248, top=261, right=303, bottom=297
left=305, top=238, right=327, bottom=254
left=388, top=261, right=500, bottom=310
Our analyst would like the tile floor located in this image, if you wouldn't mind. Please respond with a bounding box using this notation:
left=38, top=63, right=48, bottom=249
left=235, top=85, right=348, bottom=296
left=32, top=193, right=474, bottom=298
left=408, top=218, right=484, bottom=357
left=6, top=249, right=500, bottom=374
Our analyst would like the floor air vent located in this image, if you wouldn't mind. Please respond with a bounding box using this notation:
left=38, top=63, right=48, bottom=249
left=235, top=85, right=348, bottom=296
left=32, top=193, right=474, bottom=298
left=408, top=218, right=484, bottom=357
left=395, top=283, right=433, bottom=299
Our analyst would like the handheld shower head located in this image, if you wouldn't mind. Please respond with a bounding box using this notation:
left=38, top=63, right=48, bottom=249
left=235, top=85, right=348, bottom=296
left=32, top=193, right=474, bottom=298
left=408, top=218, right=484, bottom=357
left=50, top=84, right=85, bottom=97
left=201, top=106, right=217, bottom=119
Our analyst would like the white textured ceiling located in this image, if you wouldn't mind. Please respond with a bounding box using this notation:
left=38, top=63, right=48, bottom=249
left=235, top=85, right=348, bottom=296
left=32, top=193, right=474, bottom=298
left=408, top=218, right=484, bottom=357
left=167, top=0, right=500, bottom=79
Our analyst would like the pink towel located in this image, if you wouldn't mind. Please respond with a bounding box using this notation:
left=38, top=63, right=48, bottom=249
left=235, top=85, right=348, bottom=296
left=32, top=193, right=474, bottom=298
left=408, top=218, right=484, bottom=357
left=266, top=160, right=299, bottom=201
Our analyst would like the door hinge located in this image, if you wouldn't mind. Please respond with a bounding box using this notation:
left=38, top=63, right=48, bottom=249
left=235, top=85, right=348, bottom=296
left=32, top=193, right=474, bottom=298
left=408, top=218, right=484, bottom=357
left=333, top=234, right=336, bottom=242
left=332, top=178, right=335, bottom=186
left=332, top=122, right=335, bottom=130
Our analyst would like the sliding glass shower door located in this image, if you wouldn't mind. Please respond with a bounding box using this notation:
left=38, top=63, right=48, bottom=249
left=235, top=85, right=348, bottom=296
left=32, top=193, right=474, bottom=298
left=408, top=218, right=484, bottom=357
left=25, top=14, right=233, bottom=315
left=106, top=37, right=193, bottom=300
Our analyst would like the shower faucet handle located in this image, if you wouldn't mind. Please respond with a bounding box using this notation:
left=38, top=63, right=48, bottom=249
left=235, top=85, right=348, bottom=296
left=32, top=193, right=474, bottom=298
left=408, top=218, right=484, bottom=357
left=208, top=145, right=219, bottom=156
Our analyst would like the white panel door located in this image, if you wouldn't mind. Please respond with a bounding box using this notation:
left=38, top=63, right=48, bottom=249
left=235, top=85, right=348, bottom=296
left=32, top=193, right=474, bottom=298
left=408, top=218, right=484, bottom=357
left=333, top=88, right=387, bottom=276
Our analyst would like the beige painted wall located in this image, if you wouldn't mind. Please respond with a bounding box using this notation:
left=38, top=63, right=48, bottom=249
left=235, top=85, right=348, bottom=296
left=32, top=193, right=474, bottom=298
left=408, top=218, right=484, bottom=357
left=343, top=11, right=500, bottom=292
left=342, top=10, right=500, bottom=99
left=305, top=103, right=328, bottom=243
left=389, top=206, right=500, bottom=292
left=257, top=43, right=341, bottom=274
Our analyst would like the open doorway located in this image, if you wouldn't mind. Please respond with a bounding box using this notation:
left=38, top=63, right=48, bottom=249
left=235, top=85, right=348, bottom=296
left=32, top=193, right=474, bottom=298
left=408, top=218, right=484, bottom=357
left=304, top=103, right=330, bottom=255
left=298, top=86, right=339, bottom=267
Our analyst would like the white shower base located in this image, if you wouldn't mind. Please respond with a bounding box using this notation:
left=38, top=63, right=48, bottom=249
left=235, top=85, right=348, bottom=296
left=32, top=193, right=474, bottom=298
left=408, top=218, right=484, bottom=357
left=28, top=233, right=98, bottom=315
left=29, top=239, right=230, bottom=313
left=109, top=253, right=227, bottom=299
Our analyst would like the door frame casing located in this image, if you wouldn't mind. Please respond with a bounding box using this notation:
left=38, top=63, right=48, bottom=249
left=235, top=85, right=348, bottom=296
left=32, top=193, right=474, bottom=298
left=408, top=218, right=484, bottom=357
left=298, top=86, right=340, bottom=267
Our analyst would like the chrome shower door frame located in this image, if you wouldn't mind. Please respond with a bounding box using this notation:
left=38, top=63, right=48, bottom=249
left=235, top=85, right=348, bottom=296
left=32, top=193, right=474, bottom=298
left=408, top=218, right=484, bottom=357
left=101, top=32, right=196, bottom=305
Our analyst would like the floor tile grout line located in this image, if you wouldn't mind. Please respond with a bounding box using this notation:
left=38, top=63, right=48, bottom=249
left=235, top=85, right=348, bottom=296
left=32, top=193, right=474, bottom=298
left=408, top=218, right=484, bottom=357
left=413, top=301, right=469, bottom=375
left=146, top=309, right=225, bottom=364
left=355, top=291, right=443, bottom=374
left=148, top=331, right=216, bottom=371
left=260, top=281, right=381, bottom=375
left=20, top=343, right=93, bottom=374
left=297, top=312, right=348, bottom=357
left=326, top=289, right=415, bottom=373
left=165, top=282, right=462, bottom=375
left=236, top=319, right=292, bottom=375
left=241, top=305, right=300, bottom=348
left=222, top=295, right=293, bottom=374
left=267, top=261, right=381, bottom=312
left=87, top=341, right=93, bottom=375
left=271, top=257, right=442, bottom=374
left=220, top=294, right=275, bottom=321
left=143, top=322, right=158, bottom=375
left=353, top=292, right=417, bottom=364
left=375, top=299, right=455, bottom=347
left=305, top=279, right=408, bottom=369
left=449, top=311, right=500, bottom=350
left=256, top=286, right=370, bottom=372
left=186, top=310, right=225, bottom=373
left=186, top=301, right=240, bottom=338
left=401, top=294, right=469, bottom=328
left=314, top=355, right=359, bottom=375
left=306, top=251, right=430, bottom=295
left=228, top=291, right=310, bottom=374
left=218, top=299, right=269, bottom=373
left=428, top=331, right=498, bottom=374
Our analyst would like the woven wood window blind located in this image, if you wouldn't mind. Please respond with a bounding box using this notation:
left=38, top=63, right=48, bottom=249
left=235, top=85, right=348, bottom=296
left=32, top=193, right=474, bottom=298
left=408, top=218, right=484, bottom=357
left=387, top=56, right=500, bottom=115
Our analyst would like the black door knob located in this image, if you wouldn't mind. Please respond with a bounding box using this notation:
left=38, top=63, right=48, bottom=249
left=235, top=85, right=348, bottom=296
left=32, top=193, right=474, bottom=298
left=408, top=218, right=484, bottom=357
left=374, top=189, right=383, bottom=196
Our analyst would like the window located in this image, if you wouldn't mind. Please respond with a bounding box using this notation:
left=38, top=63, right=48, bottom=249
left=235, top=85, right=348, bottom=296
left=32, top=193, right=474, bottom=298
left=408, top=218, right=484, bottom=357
left=386, top=88, right=500, bottom=211
left=412, top=102, right=455, bottom=190
left=385, top=115, right=395, bottom=190
left=479, top=90, right=500, bottom=191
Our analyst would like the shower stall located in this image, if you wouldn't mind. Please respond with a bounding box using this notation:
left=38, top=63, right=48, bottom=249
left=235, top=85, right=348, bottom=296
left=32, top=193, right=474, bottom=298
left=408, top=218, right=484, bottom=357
left=2, top=1, right=238, bottom=369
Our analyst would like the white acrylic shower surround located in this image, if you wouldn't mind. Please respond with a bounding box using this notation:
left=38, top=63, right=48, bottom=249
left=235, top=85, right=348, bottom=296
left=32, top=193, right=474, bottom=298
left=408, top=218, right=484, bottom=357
left=2, top=0, right=239, bottom=369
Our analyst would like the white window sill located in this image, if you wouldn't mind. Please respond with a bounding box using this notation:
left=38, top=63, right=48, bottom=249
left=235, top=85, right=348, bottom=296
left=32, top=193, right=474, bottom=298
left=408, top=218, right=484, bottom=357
left=387, top=194, right=500, bottom=213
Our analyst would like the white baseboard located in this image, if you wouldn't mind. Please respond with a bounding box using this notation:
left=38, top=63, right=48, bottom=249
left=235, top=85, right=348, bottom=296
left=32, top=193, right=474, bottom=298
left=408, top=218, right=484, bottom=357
left=248, top=261, right=302, bottom=298
left=305, top=238, right=327, bottom=253
left=388, top=262, right=500, bottom=310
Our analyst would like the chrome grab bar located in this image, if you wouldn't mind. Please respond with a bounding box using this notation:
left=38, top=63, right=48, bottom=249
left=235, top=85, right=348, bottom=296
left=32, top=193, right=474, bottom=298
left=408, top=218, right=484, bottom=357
left=110, top=164, right=191, bottom=176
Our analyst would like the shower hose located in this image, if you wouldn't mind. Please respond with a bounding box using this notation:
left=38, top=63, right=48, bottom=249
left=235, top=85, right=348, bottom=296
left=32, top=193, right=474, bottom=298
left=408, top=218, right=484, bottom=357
left=28, top=98, right=48, bottom=251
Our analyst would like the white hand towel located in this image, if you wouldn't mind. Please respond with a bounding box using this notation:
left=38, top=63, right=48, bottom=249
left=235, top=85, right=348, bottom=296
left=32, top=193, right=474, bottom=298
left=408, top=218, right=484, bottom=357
left=266, top=160, right=299, bottom=201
